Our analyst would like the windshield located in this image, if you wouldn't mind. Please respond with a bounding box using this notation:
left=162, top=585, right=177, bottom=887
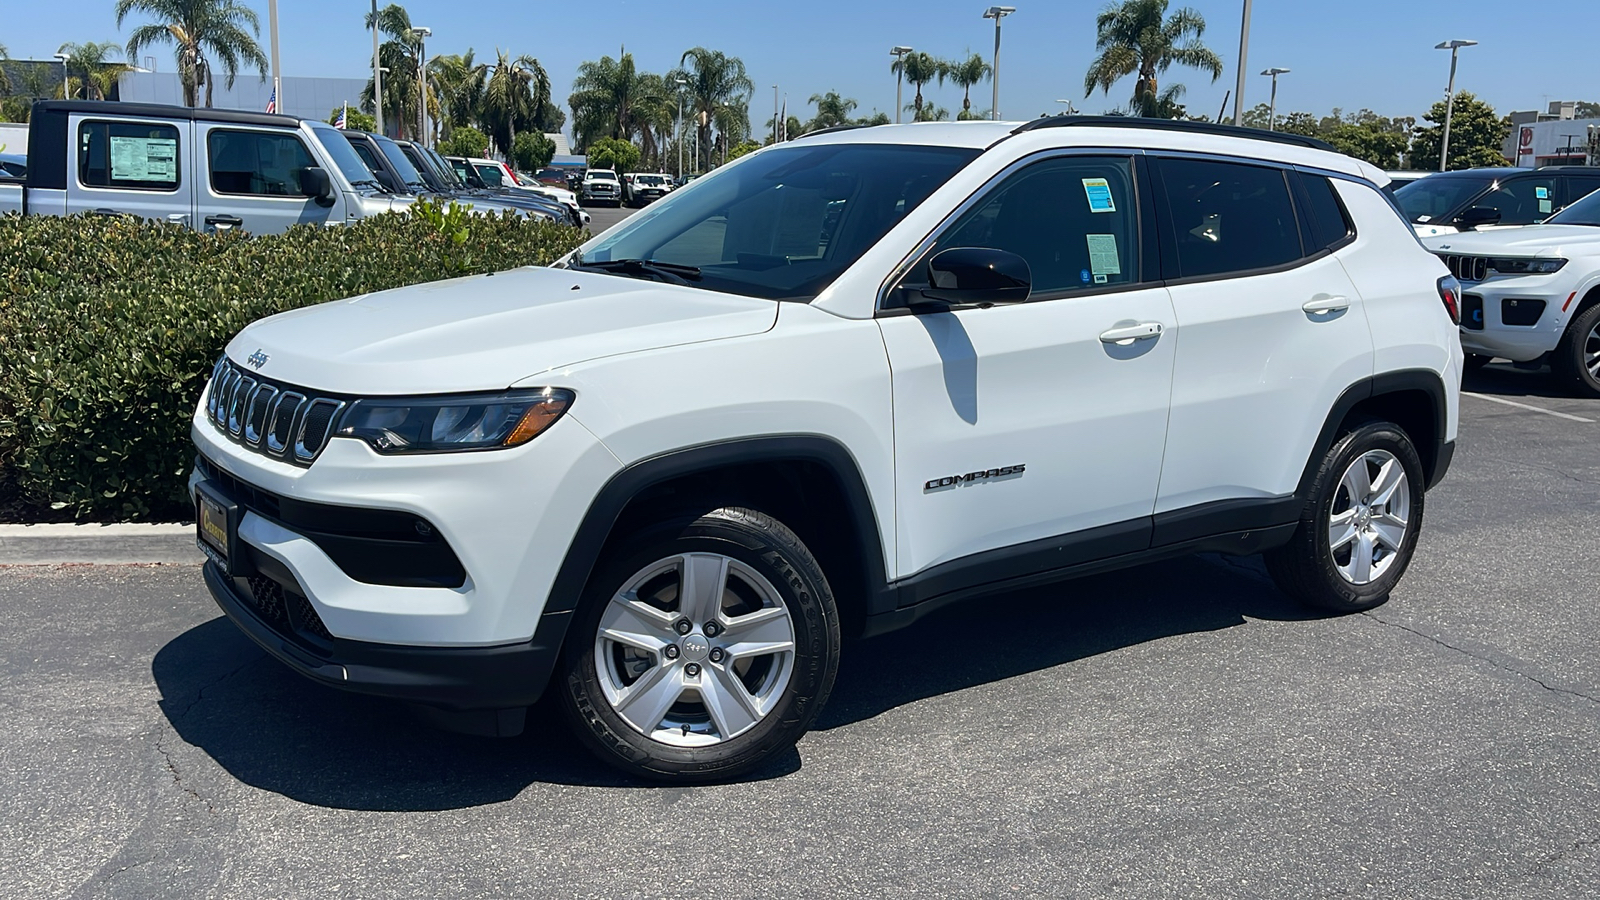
left=1547, top=187, right=1600, bottom=227
left=428, top=149, right=467, bottom=188
left=1393, top=175, right=1493, bottom=223
left=579, top=142, right=980, bottom=301
left=589, top=170, right=617, bottom=180
left=374, top=136, right=429, bottom=191
left=308, top=121, right=382, bottom=189
left=638, top=175, right=665, bottom=185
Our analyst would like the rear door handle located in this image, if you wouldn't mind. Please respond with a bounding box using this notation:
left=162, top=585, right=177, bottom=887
left=1099, top=322, right=1164, bottom=344
left=1302, top=295, right=1350, bottom=314
left=205, top=214, right=243, bottom=229
left=89, top=207, right=125, bottom=217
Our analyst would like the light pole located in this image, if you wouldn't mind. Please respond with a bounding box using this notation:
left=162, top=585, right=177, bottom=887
left=53, top=52, right=71, bottom=99
left=676, top=76, right=688, bottom=181
left=1436, top=39, right=1477, bottom=172
left=890, top=46, right=912, bottom=124
left=1054, top=99, right=1077, bottom=115
left=370, top=0, right=383, bottom=135
left=1231, top=0, right=1252, bottom=125
left=983, top=7, right=1015, bottom=120
left=410, top=26, right=431, bottom=146
left=1261, top=67, right=1289, bottom=130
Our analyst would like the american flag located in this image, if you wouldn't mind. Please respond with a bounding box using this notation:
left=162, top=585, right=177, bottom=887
left=334, top=105, right=347, bottom=129
left=265, top=86, right=277, bottom=114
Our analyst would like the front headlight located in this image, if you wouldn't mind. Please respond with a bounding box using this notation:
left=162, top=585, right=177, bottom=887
left=335, top=388, right=573, bottom=454
left=1490, top=257, right=1568, bottom=275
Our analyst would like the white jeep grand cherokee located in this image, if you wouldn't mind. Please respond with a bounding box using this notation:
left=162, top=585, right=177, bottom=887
left=1425, top=187, right=1600, bottom=396
left=191, top=118, right=1462, bottom=782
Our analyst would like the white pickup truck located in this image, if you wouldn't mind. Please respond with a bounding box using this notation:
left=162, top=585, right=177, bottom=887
left=0, top=99, right=409, bottom=233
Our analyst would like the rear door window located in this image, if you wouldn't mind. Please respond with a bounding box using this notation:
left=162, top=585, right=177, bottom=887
left=1295, top=172, right=1355, bottom=252
left=1156, top=157, right=1303, bottom=279
left=207, top=129, right=316, bottom=196
left=78, top=120, right=181, bottom=191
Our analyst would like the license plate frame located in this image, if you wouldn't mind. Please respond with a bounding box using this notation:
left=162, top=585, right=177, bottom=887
left=195, top=481, right=242, bottom=575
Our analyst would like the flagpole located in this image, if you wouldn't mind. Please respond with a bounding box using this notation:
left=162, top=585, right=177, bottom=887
left=268, top=0, right=282, bottom=115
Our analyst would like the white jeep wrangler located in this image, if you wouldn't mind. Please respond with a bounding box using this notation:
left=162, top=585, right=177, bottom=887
left=192, top=118, right=1462, bottom=782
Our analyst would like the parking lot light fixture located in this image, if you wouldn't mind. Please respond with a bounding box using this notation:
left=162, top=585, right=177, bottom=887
left=1436, top=39, right=1478, bottom=172
left=1231, top=0, right=1252, bottom=125
left=1260, top=67, right=1289, bottom=131
left=53, top=52, right=71, bottom=99
left=890, top=46, right=913, bottom=124
left=983, top=7, right=1015, bottom=120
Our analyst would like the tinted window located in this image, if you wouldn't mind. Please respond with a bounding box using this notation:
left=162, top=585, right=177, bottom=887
left=1564, top=176, right=1600, bottom=208
left=1159, top=158, right=1301, bottom=278
left=1298, top=173, right=1354, bottom=251
left=925, top=155, right=1141, bottom=295
left=474, top=163, right=505, bottom=187
left=346, top=138, right=383, bottom=172
left=208, top=130, right=315, bottom=196
left=1547, top=187, right=1600, bottom=227
left=78, top=121, right=180, bottom=191
left=580, top=143, right=979, bottom=301
left=1393, top=174, right=1491, bottom=223
left=306, top=120, right=376, bottom=188
left=374, top=137, right=428, bottom=191
left=1474, top=176, right=1556, bottom=225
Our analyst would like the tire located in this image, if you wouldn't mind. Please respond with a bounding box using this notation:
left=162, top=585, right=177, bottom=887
left=1265, top=421, right=1426, bottom=613
left=1552, top=303, right=1600, bottom=398
left=1462, top=353, right=1493, bottom=372
left=557, top=507, right=840, bottom=783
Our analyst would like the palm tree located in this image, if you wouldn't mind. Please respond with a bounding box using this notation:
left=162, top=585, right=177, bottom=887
left=57, top=42, right=132, bottom=101
left=0, top=43, right=10, bottom=96
left=905, top=102, right=949, bottom=123
left=481, top=49, right=549, bottom=156
left=360, top=4, right=421, bottom=137
left=429, top=50, right=486, bottom=133
left=632, top=72, right=680, bottom=169
left=807, top=91, right=858, bottom=131
left=567, top=52, right=659, bottom=151
left=1082, top=0, right=1222, bottom=118
left=890, top=51, right=944, bottom=121
left=944, top=53, right=991, bottom=120
left=679, top=47, right=754, bottom=173
left=117, top=0, right=268, bottom=108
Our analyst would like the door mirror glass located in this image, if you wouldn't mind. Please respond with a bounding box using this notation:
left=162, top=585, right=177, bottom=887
left=300, top=166, right=334, bottom=203
left=920, top=247, right=1032, bottom=305
left=1454, top=206, right=1501, bottom=229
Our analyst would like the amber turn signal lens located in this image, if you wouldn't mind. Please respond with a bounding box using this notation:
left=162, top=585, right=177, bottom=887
left=504, top=394, right=572, bottom=446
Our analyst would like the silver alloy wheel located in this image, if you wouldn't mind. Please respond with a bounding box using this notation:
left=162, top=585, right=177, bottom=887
left=1584, top=320, right=1600, bottom=379
left=1327, top=449, right=1411, bottom=585
left=594, top=553, right=797, bottom=748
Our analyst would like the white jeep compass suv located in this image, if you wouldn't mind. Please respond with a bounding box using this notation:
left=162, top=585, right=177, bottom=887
left=191, top=118, right=1462, bottom=782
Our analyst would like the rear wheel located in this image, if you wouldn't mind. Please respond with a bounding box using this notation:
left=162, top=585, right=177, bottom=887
left=557, top=507, right=840, bottom=782
left=1553, top=303, right=1600, bottom=398
left=1266, top=421, right=1426, bottom=612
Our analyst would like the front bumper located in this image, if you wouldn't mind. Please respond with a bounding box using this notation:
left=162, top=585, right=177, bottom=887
left=1457, top=279, right=1579, bottom=361
left=203, top=561, right=566, bottom=711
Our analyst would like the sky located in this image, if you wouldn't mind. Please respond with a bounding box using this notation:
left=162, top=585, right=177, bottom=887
left=4, top=0, right=1593, bottom=134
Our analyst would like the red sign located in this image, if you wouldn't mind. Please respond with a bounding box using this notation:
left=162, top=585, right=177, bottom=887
left=1520, top=127, right=1535, bottom=153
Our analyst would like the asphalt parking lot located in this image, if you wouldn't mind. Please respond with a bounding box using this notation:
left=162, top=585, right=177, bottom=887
left=3, top=362, right=1598, bottom=899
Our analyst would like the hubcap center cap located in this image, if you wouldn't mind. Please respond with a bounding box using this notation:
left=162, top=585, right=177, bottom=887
left=1355, top=507, right=1373, bottom=528
left=679, top=633, right=710, bottom=662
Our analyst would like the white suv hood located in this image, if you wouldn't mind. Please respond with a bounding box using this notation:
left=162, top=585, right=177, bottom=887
left=226, top=266, right=778, bottom=395
left=1425, top=225, right=1600, bottom=255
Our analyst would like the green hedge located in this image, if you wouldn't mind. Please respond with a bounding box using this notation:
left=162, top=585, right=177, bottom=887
left=0, top=203, right=586, bottom=522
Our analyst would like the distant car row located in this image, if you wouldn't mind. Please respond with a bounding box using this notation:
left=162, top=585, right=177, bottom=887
left=0, top=99, right=591, bottom=233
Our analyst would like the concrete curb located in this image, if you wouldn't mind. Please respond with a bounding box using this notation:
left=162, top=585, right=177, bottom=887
left=0, top=523, right=204, bottom=565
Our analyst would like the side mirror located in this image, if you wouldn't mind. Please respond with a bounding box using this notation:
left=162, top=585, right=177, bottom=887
left=1453, top=206, right=1501, bottom=230
left=300, top=166, right=335, bottom=206
left=919, top=247, right=1032, bottom=306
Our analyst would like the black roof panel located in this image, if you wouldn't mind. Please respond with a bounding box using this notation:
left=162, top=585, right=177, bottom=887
left=33, top=99, right=301, bottom=128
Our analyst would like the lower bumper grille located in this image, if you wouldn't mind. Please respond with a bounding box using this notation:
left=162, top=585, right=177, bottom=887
left=1462, top=293, right=1485, bottom=330
left=240, top=566, right=333, bottom=648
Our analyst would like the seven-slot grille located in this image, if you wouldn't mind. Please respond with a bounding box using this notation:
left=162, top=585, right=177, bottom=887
left=205, top=356, right=347, bottom=466
left=1438, top=254, right=1490, bottom=283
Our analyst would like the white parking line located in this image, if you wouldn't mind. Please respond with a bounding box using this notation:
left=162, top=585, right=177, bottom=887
left=1463, top=392, right=1595, bottom=423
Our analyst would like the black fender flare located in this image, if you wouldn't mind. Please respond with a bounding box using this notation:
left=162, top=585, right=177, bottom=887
left=1298, top=369, right=1452, bottom=496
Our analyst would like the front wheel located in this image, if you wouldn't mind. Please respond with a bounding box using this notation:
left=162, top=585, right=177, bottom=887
left=1265, top=421, right=1426, bottom=612
left=1553, top=303, right=1600, bottom=398
left=557, top=507, right=840, bottom=782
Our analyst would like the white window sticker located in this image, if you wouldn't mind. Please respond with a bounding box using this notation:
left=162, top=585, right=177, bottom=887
left=1539, top=199, right=1553, bottom=214
left=1082, top=177, right=1116, bottom=213
left=110, top=136, right=178, bottom=182
left=1086, top=234, right=1121, bottom=276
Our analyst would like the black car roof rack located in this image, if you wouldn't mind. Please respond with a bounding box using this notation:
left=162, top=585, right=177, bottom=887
left=33, top=98, right=300, bottom=128
left=1013, top=115, right=1338, bottom=153
left=790, top=124, right=873, bottom=141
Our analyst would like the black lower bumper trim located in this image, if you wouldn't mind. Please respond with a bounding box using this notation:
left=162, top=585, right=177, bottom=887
left=203, top=561, right=567, bottom=710
left=1429, top=439, right=1456, bottom=490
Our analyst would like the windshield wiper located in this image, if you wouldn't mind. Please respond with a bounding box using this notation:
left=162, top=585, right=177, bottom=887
left=351, top=178, right=387, bottom=192
left=571, top=258, right=703, bottom=286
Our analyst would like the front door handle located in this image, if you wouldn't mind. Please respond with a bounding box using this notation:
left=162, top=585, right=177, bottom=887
left=167, top=213, right=191, bottom=227
left=1302, top=295, right=1351, bottom=314
left=204, top=214, right=244, bottom=230
left=89, top=207, right=125, bottom=217
left=1099, top=322, right=1164, bottom=344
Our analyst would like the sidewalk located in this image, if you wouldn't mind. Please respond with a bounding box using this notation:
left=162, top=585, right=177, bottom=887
left=0, top=523, right=203, bottom=565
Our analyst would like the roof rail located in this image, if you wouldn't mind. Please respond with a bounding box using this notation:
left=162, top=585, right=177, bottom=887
left=1536, top=164, right=1600, bottom=171
left=790, top=123, right=873, bottom=141
left=1013, top=115, right=1338, bottom=153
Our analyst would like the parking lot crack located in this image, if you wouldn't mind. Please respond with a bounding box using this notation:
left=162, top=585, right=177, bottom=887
left=1362, top=612, right=1600, bottom=708
left=156, top=736, right=218, bottom=814
left=1529, top=836, right=1599, bottom=877
left=171, top=658, right=257, bottom=722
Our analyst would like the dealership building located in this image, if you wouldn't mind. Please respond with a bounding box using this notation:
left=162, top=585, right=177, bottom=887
left=1502, top=101, right=1599, bottom=166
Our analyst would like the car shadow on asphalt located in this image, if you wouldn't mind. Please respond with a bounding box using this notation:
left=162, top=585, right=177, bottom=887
left=152, top=553, right=1315, bottom=810
left=1463, top=362, right=1575, bottom=399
